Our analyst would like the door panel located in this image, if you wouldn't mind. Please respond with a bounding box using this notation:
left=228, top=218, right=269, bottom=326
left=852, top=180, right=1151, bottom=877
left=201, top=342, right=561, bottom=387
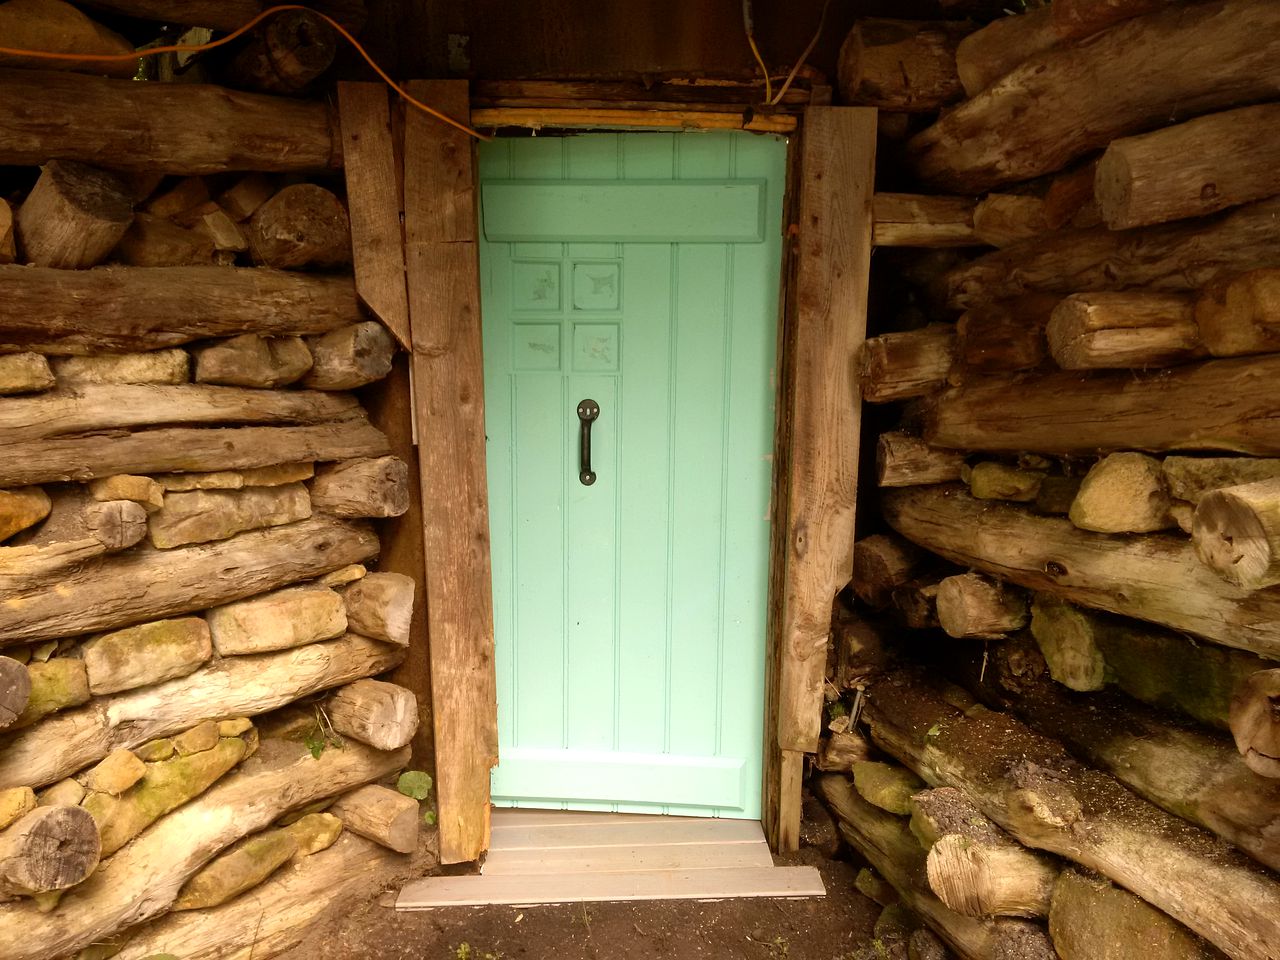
left=480, top=132, right=786, bottom=818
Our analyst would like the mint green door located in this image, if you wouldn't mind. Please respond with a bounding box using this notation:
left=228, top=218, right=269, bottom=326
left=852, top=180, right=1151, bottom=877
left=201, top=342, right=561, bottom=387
left=478, top=132, right=786, bottom=819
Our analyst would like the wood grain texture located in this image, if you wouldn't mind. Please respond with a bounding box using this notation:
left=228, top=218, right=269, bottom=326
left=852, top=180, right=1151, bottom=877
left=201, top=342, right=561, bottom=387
left=871, top=193, right=977, bottom=247
left=404, top=79, right=496, bottom=865
left=339, top=82, right=411, bottom=350
left=469, top=108, right=795, bottom=133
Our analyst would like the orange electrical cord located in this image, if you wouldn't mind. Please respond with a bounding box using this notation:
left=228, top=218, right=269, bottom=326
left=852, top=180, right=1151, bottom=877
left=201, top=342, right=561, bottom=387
left=0, top=3, right=492, bottom=141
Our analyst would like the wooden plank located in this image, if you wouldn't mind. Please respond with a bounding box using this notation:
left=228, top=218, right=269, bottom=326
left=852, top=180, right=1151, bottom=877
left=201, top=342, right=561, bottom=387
left=491, top=809, right=672, bottom=828
left=776, top=109, right=877, bottom=758
left=872, top=193, right=978, bottom=247
left=488, top=818, right=765, bottom=851
left=481, top=841, right=775, bottom=875
left=397, top=865, right=825, bottom=907
left=472, top=78, right=812, bottom=108
left=471, top=108, right=796, bottom=134
left=403, top=79, right=496, bottom=865
left=338, top=82, right=412, bottom=351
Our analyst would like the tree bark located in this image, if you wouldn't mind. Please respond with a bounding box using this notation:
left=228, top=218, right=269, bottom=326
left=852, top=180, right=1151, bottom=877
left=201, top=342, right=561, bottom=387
left=954, top=7, right=1058, bottom=97
left=0, top=806, right=100, bottom=898
left=0, top=264, right=362, bottom=355
left=1194, top=478, right=1280, bottom=589
left=248, top=184, right=351, bottom=270
left=310, top=456, right=410, bottom=518
left=0, top=68, right=340, bottom=174
left=883, top=486, right=1280, bottom=660
left=0, top=657, right=31, bottom=731
left=1069, top=452, right=1172, bottom=534
left=1046, top=291, right=1203, bottom=369
left=877, top=433, right=965, bottom=488
left=935, top=573, right=1028, bottom=639
left=925, top=354, right=1280, bottom=457
left=969, top=195, right=1049, bottom=249
left=207, top=584, right=346, bottom=656
left=860, top=324, right=955, bottom=403
left=328, top=783, right=419, bottom=853
left=838, top=19, right=969, bottom=112
left=1195, top=268, right=1280, bottom=358
left=872, top=194, right=977, bottom=248
left=907, top=0, right=1280, bottom=192
left=1229, top=670, right=1280, bottom=779
left=0, top=0, right=136, bottom=78
left=15, top=161, right=134, bottom=269
left=217, top=8, right=337, bottom=95
left=340, top=573, right=415, bottom=647
left=302, top=322, right=395, bottom=390
left=326, top=679, right=418, bottom=752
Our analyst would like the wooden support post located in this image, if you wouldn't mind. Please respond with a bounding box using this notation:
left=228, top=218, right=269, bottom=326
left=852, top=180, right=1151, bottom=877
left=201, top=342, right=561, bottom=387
left=403, top=80, right=496, bottom=865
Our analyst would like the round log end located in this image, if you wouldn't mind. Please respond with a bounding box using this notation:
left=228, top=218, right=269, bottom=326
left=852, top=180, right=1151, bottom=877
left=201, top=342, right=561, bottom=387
left=0, top=805, right=101, bottom=896
left=1192, top=484, right=1280, bottom=590
left=1229, top=669, right=1280, bottom=778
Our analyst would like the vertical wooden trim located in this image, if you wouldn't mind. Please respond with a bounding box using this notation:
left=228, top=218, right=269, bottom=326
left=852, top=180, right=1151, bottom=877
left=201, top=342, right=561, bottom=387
left=403, top=80, right=498, bottom=864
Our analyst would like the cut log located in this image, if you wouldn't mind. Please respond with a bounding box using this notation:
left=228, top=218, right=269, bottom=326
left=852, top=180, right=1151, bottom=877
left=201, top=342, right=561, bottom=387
left=852, top=761, right=925, bottom=816
left=146, top=483, right=311, bottom=549
left=877, top=433, right=965, bottom=488
left=326, top=679, right=418, bottom=751
left=1196, top=268, right=1280, bottom=357
left=0, top=515, right=377, bottom=647
left=1229, top=670, right=1280, bottom=779
left=14, top=658, right=90, bottom=729
left=853, top=534, right=926, bottom=609
left=0, top=354, right=55, bottom=395
left=218, top=174, right=276, bottom=222
left=0, top=788, right=36, bottom=830
left=173, top=827, right=299, bottom=910
left=15, top=497, right=148, bottom=556
left=89, top=475, right=164, bottom=513
left=1069, top=452, right=1172, bottom=534
left=1165, top=458, right=1280, bottom=505
left=1047, top=292, right=1203, bottom=370
left=302, top=321, right=395, bottom=390
left=860, top=325, right=955, bottom=403
left=0, top=634, right=401, bottom=791
left=0, top=68, right=339, bottom=174
left=81, top=617, right=212, bottom=696
left=1194, top=479, right=1280, bottom=589
left=970, top=195, right=1049, bottom=249
left=950, top=296, right=1056, bottom=382
left=965, top=462, right=1043, bottom=502
left=0, top=656, right=31, bottom=731
left=310, top=455, right=410, bottom=518
left=15, top=161, right=134, bottom=269
left=217, top=7, right=336, bottom=95
left=935, top=573, right=1027, bottom=639
left=883, top=486, right=1280, bottom=660
left=1051, top=0, right=1173, bottom=37
left=0, top=264, right=361, bottom=355
left=863, top=668, right=1280, bottom=960
left=248, top=183, right=351, bottom=270
left=192, top=333, right=312, bottom=388
left=816, top=775, right=1057, bottom=960
left=954, top=8, right=1057, bottom=97
left=111, top=214, right=214, bottom=267
left=940, top=196, right=1280, bottom=310
left=340, top=572, right=414, bottom=646
left=0, top=0, right=136, bottom=79
left=328, top=783, right=418, bottom=853
left=206, top=584, right=346, bottom=656
left=0, top=486, right=51, bottom=541
left=0, top=739, right=409, bottom=960
left=838, top=19, right=969, bottom=112
left=1097, top=104, right=1280, bottom=230
left=52, top=350, right=189, bottom=385
left=925, top=354, right=1280, bottom=457
left=908, top=0, right=1280, bottom=192
left=0, top=806, right=100, bottom=898
left=872, top=194, right=977, bottom=248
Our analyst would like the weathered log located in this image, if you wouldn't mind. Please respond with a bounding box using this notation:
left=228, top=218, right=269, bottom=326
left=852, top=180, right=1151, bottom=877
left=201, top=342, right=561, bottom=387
left=14, top=658, right=90, bottom=729
left=340, top=572, right=414, bottom=647
left=81, top=617, right=213, bottom=696
left=1194, top=479, right=1280, bottom=589
left=147, top=482, right=311, bottom=549
left=925, top=354, right=1280, bottom=457
left=206, top=584, right=346, bottom=656
left=0, top=353, right=55, bottom=395
left=50, top=350, right=188, bottom=385
left=940, top=197, right=1280, bottom=310
left=0, top=739, right=408, bottom=960
left=965, top=462, right=1043, bottom=502
left=218, top=8, right=337, bottom=95
left=173, top=827, right=299, bottom=911
left=0, top=486, right=50, bottom=541
left=908, top=0, right=1280, bottom=192
left=0, top=806, right=100, bottom=898
left=0, top=515, right=377, bottom=647
left=0, top=264, right=361, bottom=355
left=935, top=573, right=1027, bottom=639
left=1196, top=268, right=1280, bottom=357
left=248, top=184, right=351, bottom=270
left=1069, top=452, right=1172, bottom=534
left=0, top=634, right=401, bottom=790
left=1050, top=0, right=1173, bottom=37
left=969, top=195, right=1049, bottom=249
left=1229, top=670, right=1280, bottom=779
left=327, top=679, right=418, bottom=752
left=0, top=68, right=339, bottom=174
left=863, top=668, right=1280, bottom=960
left=111, top=214, right=214, bottom=267
left=328, top=783, right=418, bottom=853
left=872, top=194, right=977, bottom=248
left=0, top=0, right=136, bottom=78
left=838, top=19, right=969, bottom=112
left=0, top=657, right=31, bottom=731
left=853, top=534, right=927, bottom=609
left=950, top=296, right=1056, bottom=383
left=877, top=433, right=965, bottom=488
left=310, top=455, right=410, bottom=518
left=1047, top=292, right=1203, bottom=370
left=302, top=321, right=395, bottom=390
left=11, top=494, right=146, bottom=556
left=954, top=8, right=1057, bottom=97
left=1097, top=104, right=1280, bottom=230
left=816, top=775, right=1057, bottom=960
left=192, top=334, right=312, bottom=388
left=883, top=486, right=1280, bottom=660
left=860, top=325, right=955, bottom=403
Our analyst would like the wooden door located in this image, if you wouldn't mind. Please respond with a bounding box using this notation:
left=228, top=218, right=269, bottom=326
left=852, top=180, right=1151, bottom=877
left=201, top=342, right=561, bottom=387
left=478, top=131, right=787, bottom=818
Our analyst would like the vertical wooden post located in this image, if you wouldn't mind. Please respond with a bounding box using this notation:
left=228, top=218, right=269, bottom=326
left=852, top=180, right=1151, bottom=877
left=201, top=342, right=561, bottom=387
left=765, top=107, right=877, bottom=851
left=403, top=80, right=497, bottom=864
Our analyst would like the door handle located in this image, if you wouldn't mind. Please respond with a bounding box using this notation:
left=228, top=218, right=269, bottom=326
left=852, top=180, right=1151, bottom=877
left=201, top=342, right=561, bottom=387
left=577, top=399, right=599, bottom=486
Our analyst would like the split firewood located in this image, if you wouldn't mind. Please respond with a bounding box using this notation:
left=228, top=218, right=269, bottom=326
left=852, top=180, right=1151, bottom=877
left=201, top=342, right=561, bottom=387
left=0, top=657, right=31, bottom=731
left=302, top=321, right=395, bottom=390
left=81, top=617, right=213, bottom=696
left=969, top=195, right=1049, bottom=249
left=908, top=0, right=1280, bottom=192
left=89, top=474, right=164, bottom=513
left=935, top=573, right=1027, bottom=639
left=0, top=486, right=51, bottom=541
left=218, top=8, right=337, bottom=95
left=1229, top=670, right=1280, bottom=779
left=860, top=325, right=955, bottom=402
left=0, top=354, right=55, bottom=395
left=186, top=202, right=249, bottom=254
left=147, top=482, right=311, bottom=549
left=876, top=433, right=965, bottom=488
left=0, top=634, right=401, bottom=791
left=965, top=462, right=1044, bottom=502
left=111, top=214, right=214, bottom=267
left=1195, top=268, right=1280, bottom=357
left=1096, top=103, right=1280, bottom=230
left=852, top=760, right=925, bottom=816
left=1193, top=478, right=1280, bottom=589
left=838, top=19, right=969, bottom=112
left=15, top=161, right=134, bottom=269
left=1068, top=452, right=1172, bottom=534
left=0, top=788, right=36, bottom=830
left=326, top=679, right=418, bottom=751
left=1042, top=159, right=1101, bottom=230
left=192, top=333, right=314, bottom=387
left=883, top=486, right=1280, bottom=660
left=173, top=827, right=300, bottom=910
left=0, top=739, right=409, bottom=960
left=1046, top=292, right=1203, bottom=370
left=0, top=0, right=136, bottom=78
left=143, top=177, right=209, bottom=219
left=206, top=584, right=346, bottom=656
left=310, top=455, right=410, bottom=517
left=52, top=350, right=189, bottom=385
left=11, top=658, right=89, bottom=729
left=249, top=183, right=351, bottom=270
left=950, top=296, right=1056, bottom=383
left=853, top=534, right=927, bottom=609
left=0, top=198, right=13, bottom=263
left=0, top=805, right=100, bottom=899
left=218, top=174, right=276, bottom=221
left=340, top=572, right=415, bottom=646
left=871, top=194, right=977, bottom=248
left=328, top=783, right=419, bottom=853
left=954, top=7, right=1057, bottom=97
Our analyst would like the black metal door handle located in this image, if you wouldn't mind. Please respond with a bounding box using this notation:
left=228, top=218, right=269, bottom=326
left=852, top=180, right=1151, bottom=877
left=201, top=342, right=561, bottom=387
left=577, top=399, right=599, bottom=486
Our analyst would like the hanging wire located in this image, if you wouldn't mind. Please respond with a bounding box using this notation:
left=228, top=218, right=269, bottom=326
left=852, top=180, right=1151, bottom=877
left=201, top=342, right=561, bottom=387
left=770, top=0, right=832, bottom=106
left=742, top=0, right=773, bottom=105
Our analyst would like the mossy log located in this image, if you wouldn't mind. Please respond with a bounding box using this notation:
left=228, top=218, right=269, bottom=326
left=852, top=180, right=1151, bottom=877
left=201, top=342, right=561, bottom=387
left=0, top=805, right=100, bottom=898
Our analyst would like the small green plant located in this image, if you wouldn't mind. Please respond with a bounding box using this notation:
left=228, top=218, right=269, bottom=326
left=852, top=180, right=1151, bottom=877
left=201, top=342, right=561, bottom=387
left=768, top=936, right=790, bottom=959
left=455, top=945, right=472, bottom=960
left=826, top=700, right=848, bottom=721
left=397, top=769, right=433, bottom=799
left=303, top=704, right=344, bottom=759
